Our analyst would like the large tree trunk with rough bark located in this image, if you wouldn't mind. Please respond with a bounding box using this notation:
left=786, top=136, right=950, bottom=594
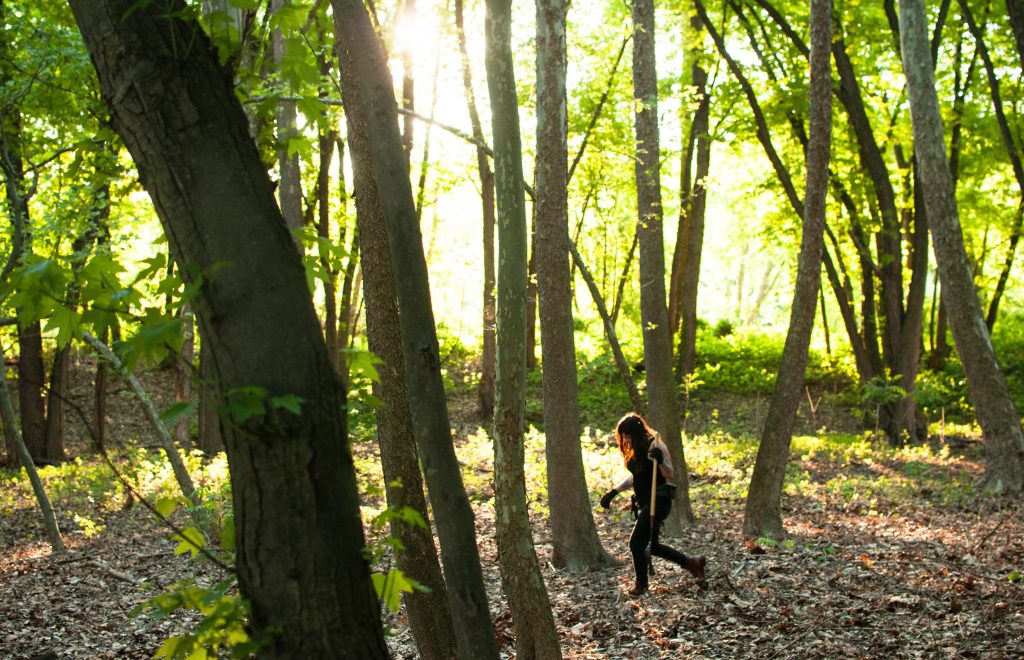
left=331, top=0, right=500, bottom=657
left=632, top=0, right=692, bottom=528
left=900, top=0, right=1024, bottom=494
left=743, top=0, right=831, bottom=538
left=535, top=0, right=612, bottom=573
left=68, top=3, right=387, bottom=655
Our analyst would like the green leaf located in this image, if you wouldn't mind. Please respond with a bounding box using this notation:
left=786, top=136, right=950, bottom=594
left=174, top=527, right=206, bottom=558
left=155, top=496, right=179, bottom=518
left=154, top=635, right=190, bottom=659
left=160, top=401, right=197, bottom=430
left=223, top=386, right=268, bottom=423
left=346, top=349, right=382, bottom=383
left=271, top=2, right=314, bottom=33
left=269, top=394, right=304, bottom=415
left=185, top=647, right=208, bottom=660
left=1009, top=571, right=1022, bottom=583
left=220, top=516, right=236, bottom=552
left=371, top=569, right=415, bottom=613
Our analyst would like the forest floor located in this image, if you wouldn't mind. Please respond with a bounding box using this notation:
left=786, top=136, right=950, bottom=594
left=1, top=359, right=1023, bottom=659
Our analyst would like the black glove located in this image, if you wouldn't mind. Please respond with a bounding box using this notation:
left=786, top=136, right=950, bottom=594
left=648, top=446, right=664, bottom=464
left=599, top=488, right=619, bottom=509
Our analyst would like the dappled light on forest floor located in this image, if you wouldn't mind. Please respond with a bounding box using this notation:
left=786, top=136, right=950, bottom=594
left=2, top=379, right=1022, bottom=658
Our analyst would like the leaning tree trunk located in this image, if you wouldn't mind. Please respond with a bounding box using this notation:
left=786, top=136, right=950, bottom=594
left=353, top=151, right=459, bottom=660
left=485, top=0, right=562, bottom=656
left=0, top=351, right=64, bottom=552
left=900, top=0, right=1024, bottom=494
left=69, top=3, right=387, bottom=656
left=331, top=0, right=500, bottom=658
left=535, top=0, right=613, bottom=572
left=632, top=0, right=692, bottom=527
left=743, top=0, right=831, bottom=539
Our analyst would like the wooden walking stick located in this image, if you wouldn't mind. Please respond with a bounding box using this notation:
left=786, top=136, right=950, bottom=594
left=646, top=454, right=658, bottom=574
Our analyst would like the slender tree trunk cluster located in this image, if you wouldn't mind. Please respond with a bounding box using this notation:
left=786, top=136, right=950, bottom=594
left=332, top=0, right=501, bottom=657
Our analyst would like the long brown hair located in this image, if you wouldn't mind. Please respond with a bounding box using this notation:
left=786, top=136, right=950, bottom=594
left=615, top=412, right=655, bottom=469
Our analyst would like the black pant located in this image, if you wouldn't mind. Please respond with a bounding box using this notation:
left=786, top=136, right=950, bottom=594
left=629, top=494, right=688, bottom=587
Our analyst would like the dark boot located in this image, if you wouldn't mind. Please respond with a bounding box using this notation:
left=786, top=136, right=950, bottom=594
left=683, top=555, right=706, bottom=581
left=627, top=583, right=648, bottom=597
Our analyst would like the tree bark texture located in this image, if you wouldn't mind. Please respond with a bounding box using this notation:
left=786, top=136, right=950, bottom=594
left=485, top=0, right=562, bottom=657
left=68, top=3, right=387, bottom=655
left=632, top=0, right=692, bottom=527
left=900, top=0, right=1024, bottom=494
left=743, top=0, right=831, bottom=539
left=535, top=0, right=612, bottom=572
left=349, top=76, right=460, bottom=660
left=331, top=1, right=500, bottom=657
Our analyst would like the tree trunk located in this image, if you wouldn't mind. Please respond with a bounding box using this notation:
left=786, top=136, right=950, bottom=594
left=69, top=3, right=387, bottom=655
left=526, top=221, right=539, bottom=371
left=351, top=106, right=459, bottom=660
left=676, top=29, right=711, bottom=382
left=400, top=0, right=416, bottom=167
left=535, top=0, right=613, bottom=573
left=633, top=0, right=692, bottom=528
left=93, top=326, right=109, bottom=452
left=44, top=344, right=68, bottom=463
left=743, top=0, right=831, bottom=539
left=270, top=0, right=302, bottom=233
left=331, top=0, right=500, bottom=657
left=17, top=322, right=46, bottom=462
left=610, top=228, right=637, bottom=327
left=196, top=340, right=224, bottom=455
left=175, top=306, right=194, bottom=450
left=453, top=0, right=497, bottom=421
left=316, top=132, right=342, bottom=374
left=484, top=0, right=562, bottom=656
left=900, top=0, right=1024, bottom=493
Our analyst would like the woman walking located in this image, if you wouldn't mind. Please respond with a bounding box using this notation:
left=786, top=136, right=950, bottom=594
left=599, top=412, right=706, bottom=596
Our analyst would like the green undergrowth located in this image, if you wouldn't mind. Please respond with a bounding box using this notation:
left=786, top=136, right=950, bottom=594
left=1, top=448, right=232, bottom=543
